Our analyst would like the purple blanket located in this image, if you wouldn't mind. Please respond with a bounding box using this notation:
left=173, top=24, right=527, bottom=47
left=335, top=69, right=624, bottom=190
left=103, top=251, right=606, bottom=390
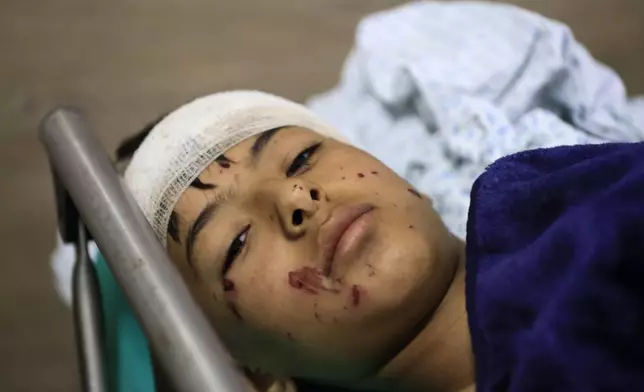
left=466, top=142, right=644, bottom=391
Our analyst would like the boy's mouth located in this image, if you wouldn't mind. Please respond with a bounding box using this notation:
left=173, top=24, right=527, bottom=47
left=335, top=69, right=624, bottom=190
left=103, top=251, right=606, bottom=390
left=318, top=203, right=375, bottom=276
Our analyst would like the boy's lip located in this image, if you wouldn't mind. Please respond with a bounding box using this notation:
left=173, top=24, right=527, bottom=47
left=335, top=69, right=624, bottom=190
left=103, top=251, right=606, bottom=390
left=318, top=203, right=375, bottom=276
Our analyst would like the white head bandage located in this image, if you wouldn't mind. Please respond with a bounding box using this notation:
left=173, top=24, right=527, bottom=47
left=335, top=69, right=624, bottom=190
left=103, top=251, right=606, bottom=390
left=124, top=90, right=346, bottom=245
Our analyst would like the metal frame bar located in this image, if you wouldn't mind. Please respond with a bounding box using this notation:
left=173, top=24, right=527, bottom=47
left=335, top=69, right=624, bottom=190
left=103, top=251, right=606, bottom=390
left=51, top=165, right=107, bottom=391
left=40, top=108, right=245, bottom=392
left=72, top=217, right=108, bottom=392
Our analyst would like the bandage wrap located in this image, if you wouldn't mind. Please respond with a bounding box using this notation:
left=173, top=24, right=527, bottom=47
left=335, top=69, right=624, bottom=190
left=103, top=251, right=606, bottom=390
left=124, top=91, right=346, bottom=245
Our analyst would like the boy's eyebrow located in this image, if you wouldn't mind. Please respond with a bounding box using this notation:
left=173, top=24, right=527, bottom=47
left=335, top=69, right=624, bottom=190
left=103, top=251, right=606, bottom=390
left=190, top=177, right=216, bottom=190
left=185, top=201, right=219, bottom=268
left=183, top=128, right=288, bottom=267
left=250, top=126, right=288, bottom=164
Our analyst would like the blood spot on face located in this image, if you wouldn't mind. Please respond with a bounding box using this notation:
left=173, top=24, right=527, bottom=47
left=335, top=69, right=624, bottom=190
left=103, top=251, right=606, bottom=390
left=289, top=271, right=318, bottom=294
left=367, top=264, right=376, bottom=277
left=313, top=301, right=323, bottom=322
left=407, top=188, right=422, bottom=199
left=223, top=278, right=235, bottom=292
left=357, top=173, right=365, bottom=178
left=351, top=285, right=361, bottom=307
left=288, top=267, right=340, bottom=295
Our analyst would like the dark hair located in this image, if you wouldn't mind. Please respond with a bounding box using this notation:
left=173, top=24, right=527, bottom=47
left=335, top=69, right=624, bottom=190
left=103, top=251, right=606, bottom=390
left=115, top=113, right=167, bottom=163
left=114, top=112, right=181, bottom=244
left=116, top=114, right=188, bottom=392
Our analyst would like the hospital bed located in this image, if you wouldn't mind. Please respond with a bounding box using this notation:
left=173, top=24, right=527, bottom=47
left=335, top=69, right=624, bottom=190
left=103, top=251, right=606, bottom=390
left=40, top=108, right=247, bottom=392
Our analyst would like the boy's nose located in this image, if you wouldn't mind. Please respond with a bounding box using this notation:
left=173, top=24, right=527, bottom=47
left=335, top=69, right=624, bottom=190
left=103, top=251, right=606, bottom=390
left=272, top=179, right=323, bottom=237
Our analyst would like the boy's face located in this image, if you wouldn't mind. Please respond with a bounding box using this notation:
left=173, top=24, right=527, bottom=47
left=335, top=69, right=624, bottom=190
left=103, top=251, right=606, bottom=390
left=167, top=127, right=456, bottom=383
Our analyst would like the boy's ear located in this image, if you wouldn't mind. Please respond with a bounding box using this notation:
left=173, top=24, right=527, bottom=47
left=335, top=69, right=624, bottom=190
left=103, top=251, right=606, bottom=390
left=243, top=368, right=297, bottom=392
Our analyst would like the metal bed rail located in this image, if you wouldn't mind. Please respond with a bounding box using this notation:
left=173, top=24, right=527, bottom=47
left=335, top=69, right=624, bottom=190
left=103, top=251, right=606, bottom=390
left=40, top=108, right=245, bottom=392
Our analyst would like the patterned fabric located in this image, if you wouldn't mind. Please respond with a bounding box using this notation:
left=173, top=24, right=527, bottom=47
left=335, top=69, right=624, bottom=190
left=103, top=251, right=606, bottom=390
left=308, top=1, right=644, bottom=238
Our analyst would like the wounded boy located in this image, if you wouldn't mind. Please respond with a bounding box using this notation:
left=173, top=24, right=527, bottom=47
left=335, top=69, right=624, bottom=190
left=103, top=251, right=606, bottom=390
left=102, top=90, right=643, bottom=392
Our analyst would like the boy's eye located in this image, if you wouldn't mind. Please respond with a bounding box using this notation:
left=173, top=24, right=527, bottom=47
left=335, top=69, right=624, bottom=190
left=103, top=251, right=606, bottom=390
left=286, top=143, right=322, bottom=177
left=222, top=225, right=250, bottom=276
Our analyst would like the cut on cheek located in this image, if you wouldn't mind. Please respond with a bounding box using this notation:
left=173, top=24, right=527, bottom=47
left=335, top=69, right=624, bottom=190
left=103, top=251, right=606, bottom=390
left=288, top=268, right=319, bottom=294
left=351, top=285, right=361, bottom=307
left=223, top=278, right=235, bottom=292
left=220, top=279, right=242, bottom=320
left=288, top=267, right=340, bottom=295
left=314, top=302, right=322, bottom=322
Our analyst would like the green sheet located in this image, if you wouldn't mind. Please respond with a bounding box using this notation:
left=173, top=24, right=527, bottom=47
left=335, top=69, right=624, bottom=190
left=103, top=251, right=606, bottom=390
left=96, top=253, right=155, bottom=392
